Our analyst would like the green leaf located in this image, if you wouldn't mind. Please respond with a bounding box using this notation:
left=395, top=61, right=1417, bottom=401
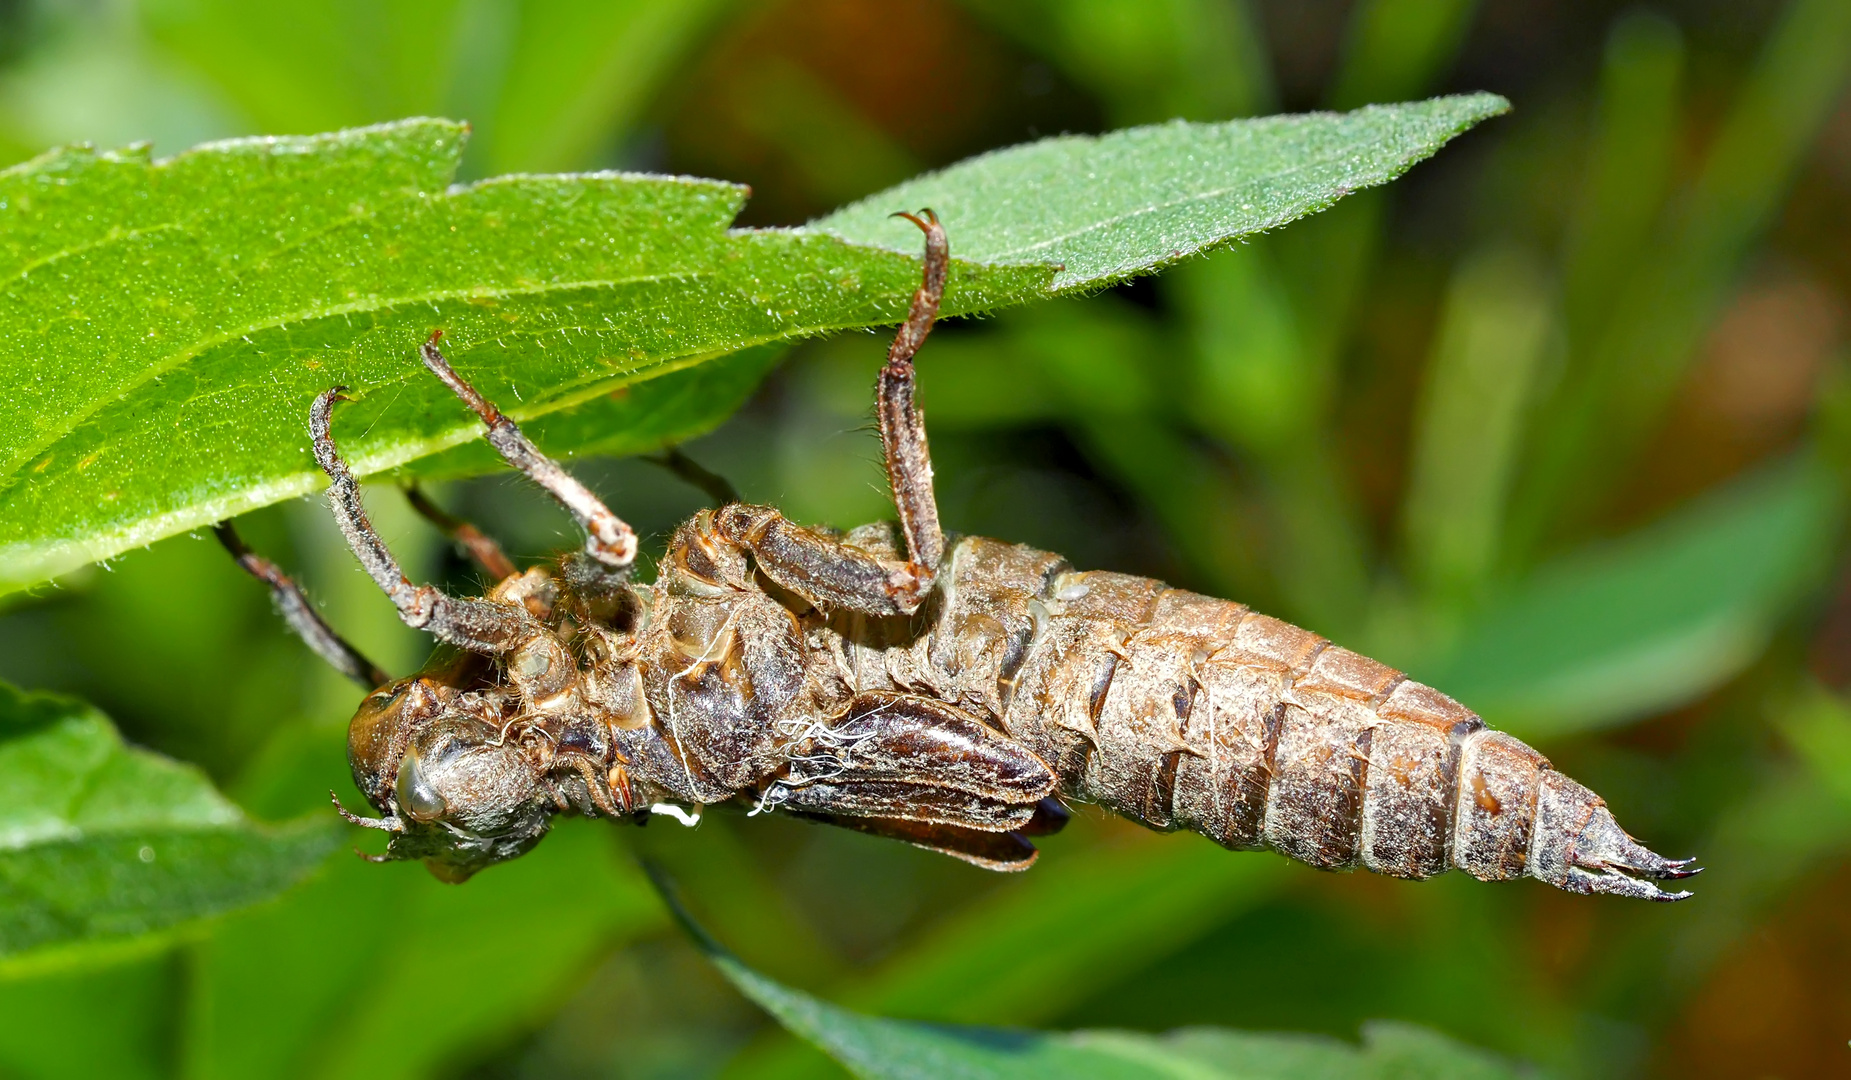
left=0, top=681, right=339, bottom=972
left=1, top=98, right=1505, bottom=595
left=0, top=956, right=173, bottom=1080
left=815, top=93, right=1508, bottom=292
left=1413, top=453, right=1844, bottom=739
left=656, top=868, right=1524, bottom=1080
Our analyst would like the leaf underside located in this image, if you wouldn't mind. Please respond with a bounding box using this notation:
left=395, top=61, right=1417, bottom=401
left=0, top=95, right=1506, bottom=594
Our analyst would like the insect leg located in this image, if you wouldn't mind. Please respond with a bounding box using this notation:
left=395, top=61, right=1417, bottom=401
left=419, top=332, right=637, bottom=575
left=311, top=389, right=539, bottom=654
left=213, top=521, right=391, bottom=688
left=878, top=209, right=949, bottom=575
left=645, top=446, right=740, bottom=507
left=403, top=484, right=518, bottom=582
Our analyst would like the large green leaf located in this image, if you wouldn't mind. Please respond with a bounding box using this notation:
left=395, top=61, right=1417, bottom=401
left=0, top=97, right=1504, bottom=595
left=0, top=681, right=338, bottom=972
left=1413, top=453, right=1843, bottom=739
left=660, top=870, right=1524, bottom=1080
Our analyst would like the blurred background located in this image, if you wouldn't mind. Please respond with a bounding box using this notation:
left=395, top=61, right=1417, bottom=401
left=0, top=0, right=1848, bottom=1077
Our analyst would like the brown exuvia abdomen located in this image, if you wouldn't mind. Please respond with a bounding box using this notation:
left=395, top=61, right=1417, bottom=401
left=911, top=537, right=1696, bottom=901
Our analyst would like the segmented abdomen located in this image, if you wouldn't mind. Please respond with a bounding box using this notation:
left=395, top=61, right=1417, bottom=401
left=914, top=537, right=1693, bottom=901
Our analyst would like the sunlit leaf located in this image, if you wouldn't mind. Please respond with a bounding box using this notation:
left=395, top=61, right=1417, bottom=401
left=0, top=681, right=338, bottom=971
left=0, top=117, right=1047, bottom=594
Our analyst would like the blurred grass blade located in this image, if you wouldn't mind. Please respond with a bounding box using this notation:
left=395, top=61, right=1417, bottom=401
left=958, top=0, right=1276, bottom=123
left=735, top=832, right=1288, bottom=1079
left=1515, top=0, right=1851, bottom=545
left=0, top=681, right=338, bottom=973
left=1560, top=11, right=1684, bottom=349
left=657, top=865, right=1522, bottom=1080
left=1181, top=248, right=1312, bottom=456
left=1402, top=244, right=1555, bottom=606
left=1415, top=453, right=1844, bottom=739
left=1174, top=247, right=1374, bottom=632
left=139, top=0, right=739, bottom=175
left=722, top=57, right=923, bottom=207
left=479, top=0, right=742, bottom=172
left=1773, top=683, right=1851, bottom=807
left=854, top=836, right=1285, bottom=1025
left=137, top=0, right=460, bottom=137
left=815, top=93, right=1510, bottom=291
left=1328, top=0, right=1481, bottom=108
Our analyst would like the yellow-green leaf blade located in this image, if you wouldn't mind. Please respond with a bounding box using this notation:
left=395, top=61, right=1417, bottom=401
left=814, top=93, right=1509, bottom=291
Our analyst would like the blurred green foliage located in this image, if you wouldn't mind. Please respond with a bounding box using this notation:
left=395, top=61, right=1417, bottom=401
left=0, top=1, right=1849, bottom=1078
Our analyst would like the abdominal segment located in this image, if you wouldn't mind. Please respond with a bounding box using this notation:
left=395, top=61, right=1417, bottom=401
left=926, top=537, right=1692, bottom=900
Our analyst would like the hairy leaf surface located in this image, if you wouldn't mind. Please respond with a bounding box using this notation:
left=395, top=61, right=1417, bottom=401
left=0, top=681, right=338, bottom=970
left=815, top=93, right=1507, bottom=290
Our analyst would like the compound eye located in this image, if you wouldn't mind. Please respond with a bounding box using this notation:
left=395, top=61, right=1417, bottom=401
left=364, top=684, right=404, bottom=710
left=394, top=746, right=448, bottom=821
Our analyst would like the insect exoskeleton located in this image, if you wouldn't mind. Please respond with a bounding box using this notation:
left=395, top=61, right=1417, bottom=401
left=226, top=214, right=1697, bottom=900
